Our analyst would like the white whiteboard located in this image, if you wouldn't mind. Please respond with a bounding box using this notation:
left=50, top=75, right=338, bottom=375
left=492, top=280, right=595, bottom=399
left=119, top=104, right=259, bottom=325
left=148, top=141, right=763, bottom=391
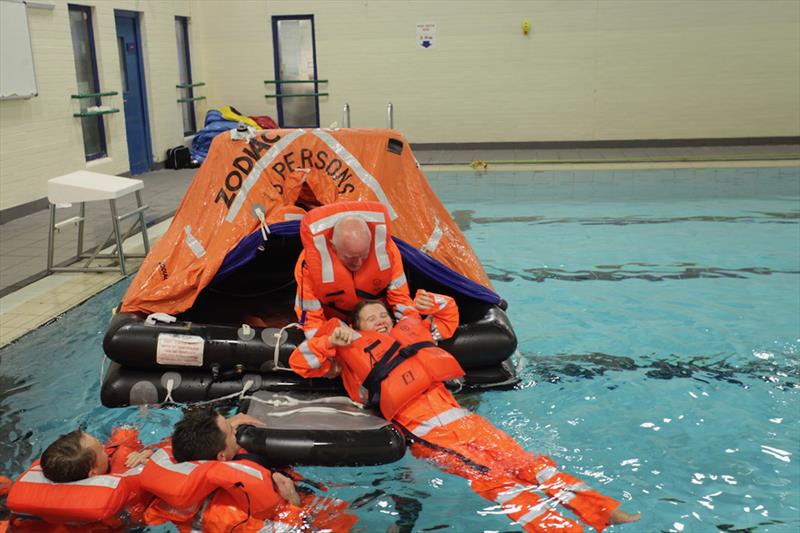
left=0, top=0, right=38, bottom=99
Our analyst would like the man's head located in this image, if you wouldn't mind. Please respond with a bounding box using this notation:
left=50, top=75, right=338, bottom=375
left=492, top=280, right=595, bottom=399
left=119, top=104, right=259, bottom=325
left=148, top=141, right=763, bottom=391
left=352, top=299, right=393, bottom=334
left=172, top=406, right=238, bottom=463
left=331, top=216, right=371, bottom=272
left=40, top=430, right=109, bottom=482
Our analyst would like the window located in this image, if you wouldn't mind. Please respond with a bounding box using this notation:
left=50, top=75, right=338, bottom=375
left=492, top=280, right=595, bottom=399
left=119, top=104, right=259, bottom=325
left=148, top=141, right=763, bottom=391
left=68, top=4, right=106, bottom=160
left=175, top=16, right=196, bottom=136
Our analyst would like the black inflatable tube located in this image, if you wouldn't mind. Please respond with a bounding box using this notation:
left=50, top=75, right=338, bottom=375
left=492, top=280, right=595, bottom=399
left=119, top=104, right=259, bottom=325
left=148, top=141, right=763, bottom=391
left=236, top=424, right=406, bottom=467
left=103, top=306, right=517, bottom=372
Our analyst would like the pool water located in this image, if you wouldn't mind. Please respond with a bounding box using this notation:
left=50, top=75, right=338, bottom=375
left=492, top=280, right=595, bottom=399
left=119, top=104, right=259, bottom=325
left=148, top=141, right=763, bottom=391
left=2, top=166, right=799, bottom=532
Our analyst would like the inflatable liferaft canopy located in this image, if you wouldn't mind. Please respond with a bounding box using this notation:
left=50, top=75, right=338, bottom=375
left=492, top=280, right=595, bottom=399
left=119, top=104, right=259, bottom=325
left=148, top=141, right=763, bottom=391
left=121, top=128, right=495, bottom=316
left=102, top=129, right=518, bottom=424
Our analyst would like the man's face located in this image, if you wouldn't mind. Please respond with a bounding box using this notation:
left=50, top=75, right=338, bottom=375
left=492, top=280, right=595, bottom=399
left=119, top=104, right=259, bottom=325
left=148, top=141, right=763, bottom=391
left=333, top=240, right=370, bottom=272
left=357, top=303, right=393, bottom=334
left=215, top=414, right=238, bottom=461
left=81, top=433, right=109, bottom=475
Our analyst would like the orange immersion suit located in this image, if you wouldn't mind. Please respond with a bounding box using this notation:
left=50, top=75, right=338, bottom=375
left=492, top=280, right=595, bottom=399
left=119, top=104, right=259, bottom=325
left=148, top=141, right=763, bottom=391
left=290, top=293, right=621, bottom=532
left=294, top=201, right=419, bottom=339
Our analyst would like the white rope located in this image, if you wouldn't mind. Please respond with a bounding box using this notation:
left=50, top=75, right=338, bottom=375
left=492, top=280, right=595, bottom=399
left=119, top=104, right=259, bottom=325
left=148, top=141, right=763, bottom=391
left=163, top=378, right=176, bottom=405
left=254, top=207, right=271, bottom=241
left=244, top=392, right=365, bottom=410
left=190, top=379, right=256, bottom=407
left=272, top=323, right=303, bottom=372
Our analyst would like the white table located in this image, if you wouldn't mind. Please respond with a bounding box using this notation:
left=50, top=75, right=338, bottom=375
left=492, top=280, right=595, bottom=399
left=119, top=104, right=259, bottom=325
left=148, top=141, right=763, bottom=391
left=47, top=171, right=150, bottom=275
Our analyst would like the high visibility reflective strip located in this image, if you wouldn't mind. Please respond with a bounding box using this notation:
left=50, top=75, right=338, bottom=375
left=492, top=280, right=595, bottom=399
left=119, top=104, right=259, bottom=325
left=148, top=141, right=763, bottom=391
left=152, top=448, right=200, bottom=475
left=495, top=483, right=531, bottom=504
left=226, top=129, right=306, bottom=222
left=299, top=341, right=321, bottom=369
left=314, top=234, right=335, bottom=283
left=411, top=407, right=471, bottom=437
left=256, top=521, right=296, bottom=533
left=564, top=481, right=592, bottom=492
left=283, top=212, right=304, bottom=221
left=304, top=328, right=318, bottom=339
left=516, top=500, right=550, bottom=527
left=223, top=461, right=263, bottom=480
left=184, top=226, right=206, bottom=258
left=19, top=470, right=121, bottom=489
left=312, top=130, right=397, bottom=219
left=535, top=466, right=559, bottom=484
left=434, top=295, right=448, bottom=311
left=421, top=219, right=443, bottom=254
left=374, top=224, right=390, bottom=271
left=554, top=490, right=576, bottom=504
left=393, top=304, right=412, bottom=321
left=430, top=321, right=443, bottom=341
left=308, top=210, right=386, bottom=235
left=295, top=295, right=321, bottom=311
left=388, top=273, right=407, bottom=290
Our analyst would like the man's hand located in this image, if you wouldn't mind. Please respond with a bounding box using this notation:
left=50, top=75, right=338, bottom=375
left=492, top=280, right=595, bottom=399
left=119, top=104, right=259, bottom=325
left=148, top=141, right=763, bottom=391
left=124, top=449, right=154, bottom=468
left=272, top=472, right=301, bottom=506
left=414, top=289, right=435, bottom=313
left=228, top=413, right=266, bottom=429
left=329, top=326, right=356, bottom=347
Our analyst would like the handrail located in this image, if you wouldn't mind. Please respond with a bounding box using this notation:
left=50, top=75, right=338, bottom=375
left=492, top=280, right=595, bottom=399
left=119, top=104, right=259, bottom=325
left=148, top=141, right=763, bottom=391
left=265, top=92, right=329, bottom=98
left=71, top=91, right=118, bottom=99
left=73, top=108, right=120, bottom=117
left=387, top=102, right=394, bottom=129
left=176, top=82, right=205, bottom=88
left=264, top=79, right=328, bottom=84
left=177, top=96, right=207, bottom=103
left=342, top=103, right=350, bottom=128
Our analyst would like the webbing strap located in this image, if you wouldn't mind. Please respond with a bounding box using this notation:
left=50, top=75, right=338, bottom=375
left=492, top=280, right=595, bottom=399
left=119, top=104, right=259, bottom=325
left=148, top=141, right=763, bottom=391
left=361, top=341, right=436, bottom=409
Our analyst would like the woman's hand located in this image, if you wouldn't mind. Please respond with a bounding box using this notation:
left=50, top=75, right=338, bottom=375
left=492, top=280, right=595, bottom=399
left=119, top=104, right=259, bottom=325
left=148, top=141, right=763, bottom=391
left=414, top=289, right=435, bottom=313
left=329, top=326, right=356, bottom=347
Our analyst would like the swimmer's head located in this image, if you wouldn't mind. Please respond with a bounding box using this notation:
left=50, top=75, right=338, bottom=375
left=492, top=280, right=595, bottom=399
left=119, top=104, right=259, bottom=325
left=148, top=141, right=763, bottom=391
left=41, top=430, right=109, bottom=482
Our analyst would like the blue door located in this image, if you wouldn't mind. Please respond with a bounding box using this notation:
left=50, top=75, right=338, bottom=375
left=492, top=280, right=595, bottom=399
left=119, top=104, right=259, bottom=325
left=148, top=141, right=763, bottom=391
left=115, top=11, right=152, bottom=175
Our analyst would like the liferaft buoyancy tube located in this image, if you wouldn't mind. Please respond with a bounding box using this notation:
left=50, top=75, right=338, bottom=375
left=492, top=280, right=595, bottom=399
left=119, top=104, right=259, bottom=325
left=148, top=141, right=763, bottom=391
left=237, top=391, right=406, bottom=467
left=102, top=302, right=516, bottom=372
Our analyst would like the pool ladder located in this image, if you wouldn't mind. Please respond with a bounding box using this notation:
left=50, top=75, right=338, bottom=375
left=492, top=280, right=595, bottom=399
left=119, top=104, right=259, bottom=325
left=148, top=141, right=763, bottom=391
left=340, top=102, right=394, bottom=129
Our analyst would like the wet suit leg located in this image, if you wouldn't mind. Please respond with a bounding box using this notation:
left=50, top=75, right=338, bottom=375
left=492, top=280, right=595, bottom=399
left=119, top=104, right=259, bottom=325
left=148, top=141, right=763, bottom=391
left=396, top=385, right=619, bottom=532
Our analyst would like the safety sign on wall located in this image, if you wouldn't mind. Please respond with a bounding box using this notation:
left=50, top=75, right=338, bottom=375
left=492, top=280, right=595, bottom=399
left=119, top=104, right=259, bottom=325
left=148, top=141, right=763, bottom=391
left=416, top=22, right=436, bottom=49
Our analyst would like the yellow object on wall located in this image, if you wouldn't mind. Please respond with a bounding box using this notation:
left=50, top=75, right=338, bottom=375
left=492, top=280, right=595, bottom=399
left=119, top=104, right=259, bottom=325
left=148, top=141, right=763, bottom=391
left=521, top=19, right=531, bottom=35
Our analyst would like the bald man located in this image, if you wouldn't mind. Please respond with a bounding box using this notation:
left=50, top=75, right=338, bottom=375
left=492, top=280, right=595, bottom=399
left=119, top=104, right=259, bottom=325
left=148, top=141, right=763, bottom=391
left=294, top=202, right=419, bottom=345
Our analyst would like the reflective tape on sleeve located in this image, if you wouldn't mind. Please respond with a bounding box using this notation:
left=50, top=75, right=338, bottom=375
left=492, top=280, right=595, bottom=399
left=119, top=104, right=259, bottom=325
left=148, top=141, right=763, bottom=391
left=223, top=461, right=263, bottom=480
left=299, top=341, right=321, bottom=369
left=388, top=273, right=407, bottom=290
left=20, top=470, right=121, bottom=489
left=152, top=448, right=200, bottom=475
left=295, top=295, right=322, bottom=311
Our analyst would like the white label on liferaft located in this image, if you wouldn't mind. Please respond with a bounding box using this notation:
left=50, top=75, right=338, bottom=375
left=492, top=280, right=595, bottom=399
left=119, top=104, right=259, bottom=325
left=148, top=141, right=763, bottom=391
left=156, top=334, right=204, bottom=366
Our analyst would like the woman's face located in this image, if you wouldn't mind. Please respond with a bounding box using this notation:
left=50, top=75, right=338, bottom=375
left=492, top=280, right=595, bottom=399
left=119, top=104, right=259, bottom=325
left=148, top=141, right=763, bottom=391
left=357, top=303, right=393, bottom=334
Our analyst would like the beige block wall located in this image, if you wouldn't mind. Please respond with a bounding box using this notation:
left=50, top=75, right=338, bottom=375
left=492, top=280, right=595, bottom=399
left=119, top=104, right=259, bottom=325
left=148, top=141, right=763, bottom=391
left=0, top=0, right=195, bottom=211
left=1, top=0, right=799, bottom=211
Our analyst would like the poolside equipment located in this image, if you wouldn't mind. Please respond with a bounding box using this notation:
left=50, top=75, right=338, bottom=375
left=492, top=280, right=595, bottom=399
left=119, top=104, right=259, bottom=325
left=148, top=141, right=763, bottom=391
left=46, top=171, right=150, bottom=276
left=101, top=128, right=518, bottom=466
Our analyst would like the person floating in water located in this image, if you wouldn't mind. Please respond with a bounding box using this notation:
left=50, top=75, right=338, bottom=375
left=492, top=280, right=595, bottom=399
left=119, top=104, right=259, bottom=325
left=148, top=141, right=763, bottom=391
left=290, top=290, right=641, bottom=532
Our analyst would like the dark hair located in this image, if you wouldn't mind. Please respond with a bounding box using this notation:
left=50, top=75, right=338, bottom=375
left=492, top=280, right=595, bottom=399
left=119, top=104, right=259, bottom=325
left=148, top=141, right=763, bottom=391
left=172, top=406, right=226, bottom=462
left=351, top=299, right=391, bottom=330
left=40, top=430, right=95, bottom=482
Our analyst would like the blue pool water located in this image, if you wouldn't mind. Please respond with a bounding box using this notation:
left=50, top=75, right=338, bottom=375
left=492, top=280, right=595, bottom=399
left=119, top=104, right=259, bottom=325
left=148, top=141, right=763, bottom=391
left=2, top=165, right=798, bottom=532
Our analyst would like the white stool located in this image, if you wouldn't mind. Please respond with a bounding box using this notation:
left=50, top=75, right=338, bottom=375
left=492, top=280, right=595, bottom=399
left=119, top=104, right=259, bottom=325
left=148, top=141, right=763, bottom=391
left=47, top=171, right=150, bottom=275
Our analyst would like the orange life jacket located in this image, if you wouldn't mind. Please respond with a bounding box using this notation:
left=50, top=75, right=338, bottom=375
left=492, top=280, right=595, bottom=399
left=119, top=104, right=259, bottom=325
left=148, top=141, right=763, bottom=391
left=7, top=429, right=151, bottom=530
left=335, top=317, right=465, bottom=419
left=139, top=444, right=282, bottom=526
left=141, top=444, right=357, bottom=532
left=298, top=200, right=396, bottom=320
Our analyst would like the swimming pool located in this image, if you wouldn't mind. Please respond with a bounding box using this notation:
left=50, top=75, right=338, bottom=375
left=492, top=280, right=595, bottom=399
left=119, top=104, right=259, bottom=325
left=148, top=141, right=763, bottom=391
left=2, top=165, right=798, bottom=531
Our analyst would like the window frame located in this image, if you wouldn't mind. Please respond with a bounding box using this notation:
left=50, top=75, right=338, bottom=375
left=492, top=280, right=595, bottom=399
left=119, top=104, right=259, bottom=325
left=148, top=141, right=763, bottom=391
left=68, top=3, right=107, bottom=161
left=175, top=15, right=196, bottom=136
